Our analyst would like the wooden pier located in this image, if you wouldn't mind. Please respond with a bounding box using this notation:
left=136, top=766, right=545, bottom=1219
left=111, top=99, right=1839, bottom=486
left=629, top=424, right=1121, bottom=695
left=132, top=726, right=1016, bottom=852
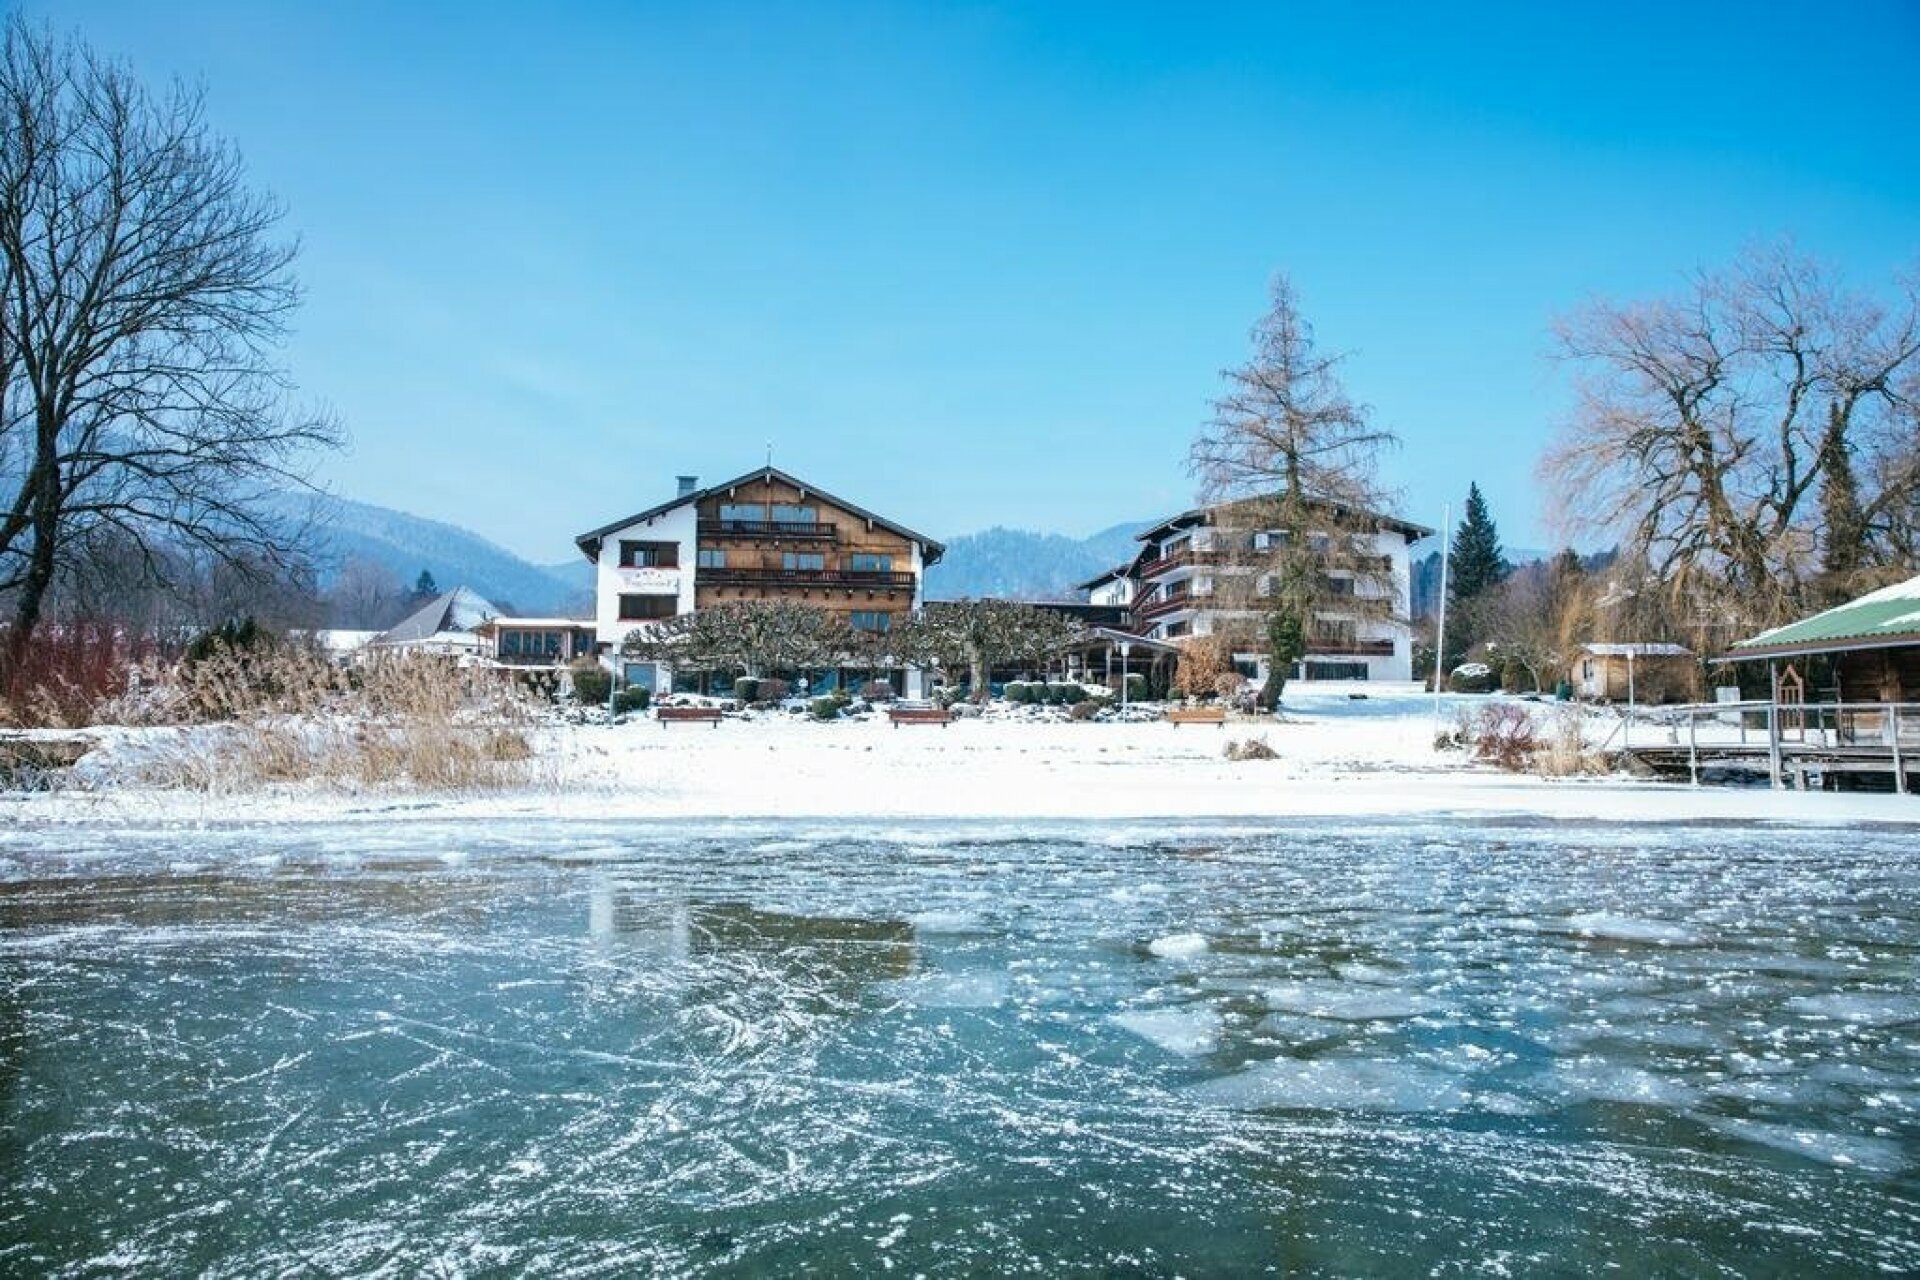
left=1611, top=700, right=1917, bottom=793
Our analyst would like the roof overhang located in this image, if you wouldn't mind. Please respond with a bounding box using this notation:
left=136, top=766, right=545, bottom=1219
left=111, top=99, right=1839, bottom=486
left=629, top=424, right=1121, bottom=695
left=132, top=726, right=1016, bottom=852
left=1719, top=634, right=1920, bottom=663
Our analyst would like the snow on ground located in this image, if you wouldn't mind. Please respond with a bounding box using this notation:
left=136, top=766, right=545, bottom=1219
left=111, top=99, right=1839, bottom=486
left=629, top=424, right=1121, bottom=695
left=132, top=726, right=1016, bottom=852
left=7, top=683, right=1918, bottom=828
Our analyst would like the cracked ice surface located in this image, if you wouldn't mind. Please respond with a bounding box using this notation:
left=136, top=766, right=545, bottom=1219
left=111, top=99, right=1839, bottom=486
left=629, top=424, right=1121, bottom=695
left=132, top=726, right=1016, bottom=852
left=1, top=816, right=1917, bottom=1275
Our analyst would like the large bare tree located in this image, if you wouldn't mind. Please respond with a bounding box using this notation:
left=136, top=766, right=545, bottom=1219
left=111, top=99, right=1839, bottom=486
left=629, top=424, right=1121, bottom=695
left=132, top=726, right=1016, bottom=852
left=0, top=18, right=339, bottom=687
left=1544, top=246, right=1920, bottom=635
left=1188, top=274, right=1403, bottom=705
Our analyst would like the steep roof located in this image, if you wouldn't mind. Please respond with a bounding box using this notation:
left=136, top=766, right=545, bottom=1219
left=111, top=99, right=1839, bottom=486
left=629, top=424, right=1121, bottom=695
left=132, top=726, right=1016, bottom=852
left=1579, top=643, right=1692, bottom=658
left=574, top=465, right=946, bottom=566
left=1074, top=563, right=1135, bottom=592
left=1135, top=497, right=1434, bottom=547
left=1725, top=574, right=1920, bottom=660
left=375, top=586, right=500, bottom=645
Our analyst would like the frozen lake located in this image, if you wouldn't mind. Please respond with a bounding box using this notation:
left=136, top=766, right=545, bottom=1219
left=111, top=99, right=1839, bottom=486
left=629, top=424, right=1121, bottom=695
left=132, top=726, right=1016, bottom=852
left=2, top=817, right=1917, bottom=1275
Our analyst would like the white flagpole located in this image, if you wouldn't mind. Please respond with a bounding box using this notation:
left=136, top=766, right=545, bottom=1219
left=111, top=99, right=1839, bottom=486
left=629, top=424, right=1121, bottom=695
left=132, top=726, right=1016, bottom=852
left=1431, top=503, right=1451, bottom=735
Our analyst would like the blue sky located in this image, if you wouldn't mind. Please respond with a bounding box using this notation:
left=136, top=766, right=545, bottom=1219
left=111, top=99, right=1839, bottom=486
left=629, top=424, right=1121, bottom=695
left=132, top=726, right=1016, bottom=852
left=34, top=2, right=1920, bottom=564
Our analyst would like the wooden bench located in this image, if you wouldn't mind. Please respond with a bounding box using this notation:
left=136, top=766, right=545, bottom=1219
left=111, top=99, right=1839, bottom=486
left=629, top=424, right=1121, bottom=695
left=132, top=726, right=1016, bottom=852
left=1165, top=706, right=1227, bottom=727
left=887, top=706, right=953, bottom=728
left=656, top=706, right=724, bottom=727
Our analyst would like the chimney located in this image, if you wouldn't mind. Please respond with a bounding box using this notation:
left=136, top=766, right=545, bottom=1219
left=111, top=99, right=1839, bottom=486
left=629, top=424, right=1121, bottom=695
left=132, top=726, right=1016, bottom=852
left=676, top=475, right=698, bottom=498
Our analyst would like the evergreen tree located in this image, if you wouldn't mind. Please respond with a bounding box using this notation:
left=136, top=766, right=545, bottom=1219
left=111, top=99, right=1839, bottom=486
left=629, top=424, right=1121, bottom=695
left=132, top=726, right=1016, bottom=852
left=1448, top=483, right=1508, bottom=603
left=412, top=570, right=440, bottom=604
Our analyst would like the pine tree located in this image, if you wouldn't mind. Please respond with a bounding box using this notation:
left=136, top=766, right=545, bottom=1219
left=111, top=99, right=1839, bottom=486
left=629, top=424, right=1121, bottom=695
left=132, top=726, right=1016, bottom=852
left=1448, top=483, right=1508, bottom=604
left=412, top=570, right=440, bottom=604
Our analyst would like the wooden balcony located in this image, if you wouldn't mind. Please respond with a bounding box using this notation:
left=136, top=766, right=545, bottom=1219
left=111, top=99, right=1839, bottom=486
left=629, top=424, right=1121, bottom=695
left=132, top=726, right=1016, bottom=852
left=1135, top=548, right=1194, bottom=578
left=698, top=519, right=838, bottom=541
left=1135, top=591, right=1194, bottom=620
left=698, top=567, right=916, bottom=590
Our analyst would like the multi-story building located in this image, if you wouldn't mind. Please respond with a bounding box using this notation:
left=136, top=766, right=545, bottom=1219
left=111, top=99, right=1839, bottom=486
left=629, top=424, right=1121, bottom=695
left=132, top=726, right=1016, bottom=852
left=574, top=466, right=944, bottom=693
left=1080, top=502, right=1432, bottom=683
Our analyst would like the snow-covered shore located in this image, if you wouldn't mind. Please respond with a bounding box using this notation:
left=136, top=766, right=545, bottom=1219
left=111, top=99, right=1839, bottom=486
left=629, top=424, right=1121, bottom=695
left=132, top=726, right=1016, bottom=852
left=8, top=684, right=1917, bottom=829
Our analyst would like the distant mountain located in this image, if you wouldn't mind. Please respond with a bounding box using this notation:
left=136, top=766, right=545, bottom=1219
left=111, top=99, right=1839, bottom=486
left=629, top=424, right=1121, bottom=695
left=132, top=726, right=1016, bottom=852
left=285, top=490, right=1152, bottom=613
left=924, top=520, right=1152, bottom=600
left=276, top=492, right=593, bottom=617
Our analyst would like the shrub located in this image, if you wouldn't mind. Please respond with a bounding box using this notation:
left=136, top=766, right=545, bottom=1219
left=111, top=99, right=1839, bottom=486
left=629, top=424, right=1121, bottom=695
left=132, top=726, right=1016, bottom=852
left=614, top=687, right=651, bottom=714
left=1224, top=736, right=1278, bottom=761
left=1500, top=658, right=1534, bottom=693
left=859, top=679, right=894, bottom=702
left=570, top=663, right=612, bottom=705
left=756, top=677, right=791, bottom=702
left=1005, top=681, right=1031, bottom=704
left=733, top=676, right=760, bottom=703
left=810, top=694, right=848, bottom=720
left=1173, top=634, right=1235, bottom=699
left=1472, top=703, right=1538, bottom=771
left=1057, top=683, right=1089, bottom=705
left=1069, top=698, right=1103, bottom=721
left=1123, top=674, right=1148, bottom=702
left=1447, top=663, right=1494, bottom=694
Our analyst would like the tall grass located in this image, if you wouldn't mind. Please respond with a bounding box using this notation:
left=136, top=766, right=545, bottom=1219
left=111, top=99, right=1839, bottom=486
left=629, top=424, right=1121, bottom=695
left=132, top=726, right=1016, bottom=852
left=100, top=643, right=544, bottom=792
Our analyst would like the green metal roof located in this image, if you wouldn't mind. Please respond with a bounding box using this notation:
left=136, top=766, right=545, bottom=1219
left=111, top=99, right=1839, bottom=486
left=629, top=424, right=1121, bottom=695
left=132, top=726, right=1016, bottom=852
left=1726, top=574, right=1920, bottom=659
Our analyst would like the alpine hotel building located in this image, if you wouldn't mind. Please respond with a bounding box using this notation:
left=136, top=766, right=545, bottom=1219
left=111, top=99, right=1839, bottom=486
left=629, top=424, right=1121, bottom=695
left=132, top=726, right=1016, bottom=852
left=575, top=467, right=945, bottom=695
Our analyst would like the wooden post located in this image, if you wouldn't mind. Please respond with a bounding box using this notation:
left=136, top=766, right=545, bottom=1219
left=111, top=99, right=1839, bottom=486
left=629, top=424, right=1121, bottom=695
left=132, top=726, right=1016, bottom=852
left=1892, top=704, right=1908, bottom=796
left=1767, top=661, right=1784, bottom=790
left=1688, top=708, right=1699, bottom=786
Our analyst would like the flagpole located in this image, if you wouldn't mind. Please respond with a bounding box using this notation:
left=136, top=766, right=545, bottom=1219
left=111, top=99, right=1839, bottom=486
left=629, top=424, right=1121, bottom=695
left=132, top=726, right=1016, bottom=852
left=1431, top=503, right=1451, bottom=735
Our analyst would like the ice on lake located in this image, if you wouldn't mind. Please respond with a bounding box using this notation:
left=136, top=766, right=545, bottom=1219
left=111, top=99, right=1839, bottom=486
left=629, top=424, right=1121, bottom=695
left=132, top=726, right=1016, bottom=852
left=1, top=815, right=1916, bottom=1275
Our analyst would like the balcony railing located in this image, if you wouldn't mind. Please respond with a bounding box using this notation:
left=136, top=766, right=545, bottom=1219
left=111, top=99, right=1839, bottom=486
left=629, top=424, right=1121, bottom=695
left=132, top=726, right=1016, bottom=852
left=1135, top=592, right=1195, bottom=620
left=1307, top=637, right=1395, bottom=656
left=1135, top=548, right=1194, bottom=578
left=698, top=567, right=916, bottom=590
left=698, top=519, right=838, bottom=541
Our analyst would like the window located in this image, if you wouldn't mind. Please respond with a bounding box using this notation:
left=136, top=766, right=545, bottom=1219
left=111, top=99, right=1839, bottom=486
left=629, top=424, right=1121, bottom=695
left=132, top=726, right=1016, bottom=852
left=1305, top=661, right=1369, bottom=681
left=619, top=540, right=678, bottom=568
left=717, top=503, right=765, bottom=522
left=850, top=610, right=892, bottom=632
left=782, top=552, right=825, bottom=572
left=618, top=594, right=676, bottom=620
left=500, top=630, right=561, bottom=660
left=771, top=504, right=817, bottom=523
left=697, top=548, right=726, bottom=568
left=848, top=553, right=892, bottom=573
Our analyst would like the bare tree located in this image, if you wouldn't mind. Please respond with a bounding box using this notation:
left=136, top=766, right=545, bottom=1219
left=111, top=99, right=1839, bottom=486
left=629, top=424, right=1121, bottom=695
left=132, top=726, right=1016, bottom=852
left=1544, top=246, right=1920, bottom=634
left=893, top=600, right=1086, bottom=700
left=0, top=18, right=340, bottom=689
left=621, top=600, right=849, bottom=678
left=324, top=555, right=406, bottom=630
left=1476, top=551, right=1596, bottom=693
left=1188, top=274, right=1403, bottom=706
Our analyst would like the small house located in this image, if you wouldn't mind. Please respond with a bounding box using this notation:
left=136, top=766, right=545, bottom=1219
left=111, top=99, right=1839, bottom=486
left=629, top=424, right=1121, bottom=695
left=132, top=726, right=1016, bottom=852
left=1726, top=574, right=1920, bottom=702
left=367, top=586, right=500, bottom=661
left=1571, top=642, right=1694, bottom=704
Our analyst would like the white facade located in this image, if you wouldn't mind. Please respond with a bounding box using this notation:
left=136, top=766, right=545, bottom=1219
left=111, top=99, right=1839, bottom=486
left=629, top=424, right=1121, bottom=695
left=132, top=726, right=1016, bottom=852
left=1125, top=514, right=1424, bottom=683
left=592, top=502, right=698, bottom=656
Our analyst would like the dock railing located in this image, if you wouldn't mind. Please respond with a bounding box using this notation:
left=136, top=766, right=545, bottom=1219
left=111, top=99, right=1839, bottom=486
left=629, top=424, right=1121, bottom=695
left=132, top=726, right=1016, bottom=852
left=1607, top=699, right=1919, bottom=791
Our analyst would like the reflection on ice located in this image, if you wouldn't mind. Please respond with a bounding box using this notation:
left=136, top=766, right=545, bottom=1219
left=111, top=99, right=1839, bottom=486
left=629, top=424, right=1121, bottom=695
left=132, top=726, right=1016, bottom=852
left=0, top=816, right=1916, bottom=1275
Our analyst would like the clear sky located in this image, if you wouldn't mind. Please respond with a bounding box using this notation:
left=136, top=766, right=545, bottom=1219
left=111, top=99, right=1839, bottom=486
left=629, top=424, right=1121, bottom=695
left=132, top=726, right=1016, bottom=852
left=31, top=1, right=1920, bottom=563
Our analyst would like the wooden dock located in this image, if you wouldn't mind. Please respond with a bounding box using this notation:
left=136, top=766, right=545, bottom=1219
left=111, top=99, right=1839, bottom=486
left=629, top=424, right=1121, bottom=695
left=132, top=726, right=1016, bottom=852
left=1614, top=699, right=1917, bottom=792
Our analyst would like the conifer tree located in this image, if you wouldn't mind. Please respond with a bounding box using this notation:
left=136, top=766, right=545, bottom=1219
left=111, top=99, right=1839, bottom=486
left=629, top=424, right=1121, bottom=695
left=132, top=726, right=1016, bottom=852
left=1449, top=483, right=1508, bottom=605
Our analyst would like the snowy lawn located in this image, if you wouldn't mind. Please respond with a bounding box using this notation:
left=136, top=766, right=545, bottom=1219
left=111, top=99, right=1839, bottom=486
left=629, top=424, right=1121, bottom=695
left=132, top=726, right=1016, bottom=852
left=7, top=682, right=1917, bottom=827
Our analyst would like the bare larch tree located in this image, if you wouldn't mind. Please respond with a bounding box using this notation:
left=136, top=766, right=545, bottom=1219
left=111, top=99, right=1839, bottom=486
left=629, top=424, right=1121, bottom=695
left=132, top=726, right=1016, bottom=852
left=1544, top=245, right=1920, bottom=639
left=1188, top=274, right=1403, bottom=705
left=0, top=17, right=340, bottom=686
